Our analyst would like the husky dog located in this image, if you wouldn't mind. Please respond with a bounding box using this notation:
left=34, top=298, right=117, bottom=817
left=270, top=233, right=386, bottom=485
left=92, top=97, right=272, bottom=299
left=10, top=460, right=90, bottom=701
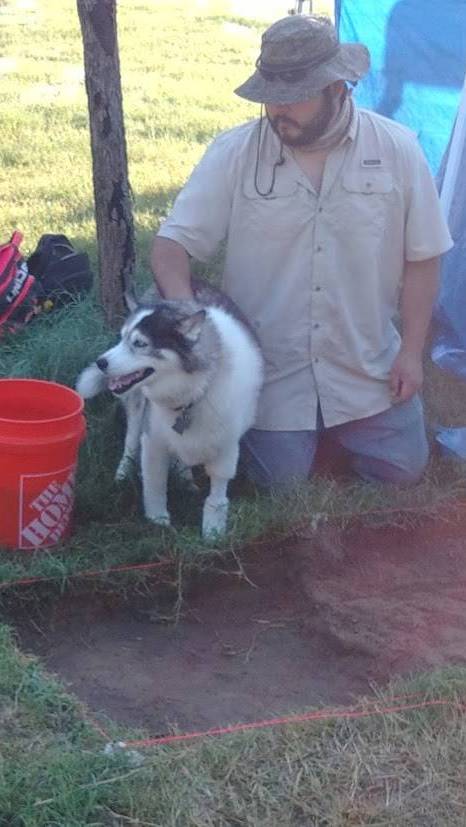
left=76, top=282, right=263, bottom=537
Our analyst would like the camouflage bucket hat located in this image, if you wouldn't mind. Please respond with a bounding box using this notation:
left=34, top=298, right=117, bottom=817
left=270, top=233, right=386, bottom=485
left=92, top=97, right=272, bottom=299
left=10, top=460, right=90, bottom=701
left=234, top=15, right=370, bottom=105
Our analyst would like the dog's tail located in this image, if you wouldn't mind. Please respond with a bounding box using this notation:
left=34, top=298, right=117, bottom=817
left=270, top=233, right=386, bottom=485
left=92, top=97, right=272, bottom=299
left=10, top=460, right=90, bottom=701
left=76, top=364, right=108, bottom=399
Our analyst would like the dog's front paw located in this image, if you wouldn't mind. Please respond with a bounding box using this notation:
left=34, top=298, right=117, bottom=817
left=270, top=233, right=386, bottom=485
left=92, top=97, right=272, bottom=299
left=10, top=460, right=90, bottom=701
left=202, top=498, right=228, bottom=539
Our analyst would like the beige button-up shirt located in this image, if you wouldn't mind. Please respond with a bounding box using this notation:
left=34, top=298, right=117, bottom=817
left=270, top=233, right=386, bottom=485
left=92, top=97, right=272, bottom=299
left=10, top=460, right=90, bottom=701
left=158, top=108, right=453, bottom=430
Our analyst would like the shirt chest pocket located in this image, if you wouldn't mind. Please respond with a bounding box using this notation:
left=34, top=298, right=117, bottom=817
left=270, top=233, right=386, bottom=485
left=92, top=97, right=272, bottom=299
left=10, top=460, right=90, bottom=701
left=239, top=178, right=312, bottom=241
left=339, top=171, right=394, bottom=231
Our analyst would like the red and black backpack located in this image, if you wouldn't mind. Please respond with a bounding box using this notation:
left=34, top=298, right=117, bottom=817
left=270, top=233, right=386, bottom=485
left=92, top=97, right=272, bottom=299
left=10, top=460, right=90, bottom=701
left=0, top=230, right=93, bottom=335
left=0, top=231, right=41, bottom=334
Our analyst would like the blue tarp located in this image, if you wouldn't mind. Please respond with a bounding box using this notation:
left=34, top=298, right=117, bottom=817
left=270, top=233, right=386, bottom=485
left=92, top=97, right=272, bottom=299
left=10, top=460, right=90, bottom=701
left=430, top=118, right=466, bottom=458
left=432, top=129, right=466, bottom=381
left=337, top=1, right=466, bottom=458
left=336, top=0, right=466, bottom=173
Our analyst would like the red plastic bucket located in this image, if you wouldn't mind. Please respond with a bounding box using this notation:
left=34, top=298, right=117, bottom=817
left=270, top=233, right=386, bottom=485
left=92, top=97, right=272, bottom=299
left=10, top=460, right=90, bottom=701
left=0, top=379, right=86, bottom=550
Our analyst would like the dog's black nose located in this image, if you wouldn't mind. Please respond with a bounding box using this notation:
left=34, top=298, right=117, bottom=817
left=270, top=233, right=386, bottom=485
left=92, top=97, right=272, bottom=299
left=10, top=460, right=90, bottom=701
left=96, top=357, right=108, bottom=372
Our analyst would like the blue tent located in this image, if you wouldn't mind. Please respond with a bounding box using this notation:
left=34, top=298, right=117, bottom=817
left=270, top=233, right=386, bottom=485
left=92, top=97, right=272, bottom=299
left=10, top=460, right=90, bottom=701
left=336, top=0, right=465, bottom=172
left=337, top=0, right=466, bottom=457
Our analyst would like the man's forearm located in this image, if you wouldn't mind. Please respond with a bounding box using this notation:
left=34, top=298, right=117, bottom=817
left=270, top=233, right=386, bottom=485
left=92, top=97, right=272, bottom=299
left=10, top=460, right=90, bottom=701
left=400, top=257, right=440, bottom=355
left=151, top=236, right=193, bottom=299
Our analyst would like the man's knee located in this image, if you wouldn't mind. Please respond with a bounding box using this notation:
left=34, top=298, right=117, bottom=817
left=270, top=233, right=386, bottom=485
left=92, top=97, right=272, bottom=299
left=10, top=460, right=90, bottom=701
left=352, top=443, right=429, bottom=485
left=340, top=397, right=429, bottom=486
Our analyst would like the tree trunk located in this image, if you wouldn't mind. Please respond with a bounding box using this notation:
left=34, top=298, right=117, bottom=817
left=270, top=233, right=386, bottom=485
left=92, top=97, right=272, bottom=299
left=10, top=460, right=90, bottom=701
left=77, top=0, right=135, bottom=328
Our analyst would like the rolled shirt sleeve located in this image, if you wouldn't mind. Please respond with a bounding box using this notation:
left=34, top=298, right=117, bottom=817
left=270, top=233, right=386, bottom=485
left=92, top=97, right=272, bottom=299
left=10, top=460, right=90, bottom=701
left=157, top=131, right=236, bottom=262
left=404, top=139, right=453, bottom=261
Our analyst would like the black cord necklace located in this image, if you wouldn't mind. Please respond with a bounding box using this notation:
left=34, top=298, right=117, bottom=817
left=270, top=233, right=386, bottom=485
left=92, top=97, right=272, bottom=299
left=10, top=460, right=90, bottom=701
left=254, top=105, right=285, bottom=197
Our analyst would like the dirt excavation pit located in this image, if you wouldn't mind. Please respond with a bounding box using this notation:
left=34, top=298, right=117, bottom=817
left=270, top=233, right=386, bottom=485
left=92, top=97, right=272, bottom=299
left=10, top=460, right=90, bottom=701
left=10, top=515, right=466, bottom=734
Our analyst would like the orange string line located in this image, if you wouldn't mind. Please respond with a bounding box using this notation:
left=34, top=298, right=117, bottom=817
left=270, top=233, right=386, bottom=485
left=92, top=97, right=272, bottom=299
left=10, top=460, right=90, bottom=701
left=0, top=558, right=172, bottom=590
left=93, top=695, right=465, bottom=750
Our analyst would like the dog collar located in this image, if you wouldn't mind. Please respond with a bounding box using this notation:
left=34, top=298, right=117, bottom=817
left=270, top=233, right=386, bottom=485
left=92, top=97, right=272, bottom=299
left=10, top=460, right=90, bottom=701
left=172, top=402, right=194, bottom=435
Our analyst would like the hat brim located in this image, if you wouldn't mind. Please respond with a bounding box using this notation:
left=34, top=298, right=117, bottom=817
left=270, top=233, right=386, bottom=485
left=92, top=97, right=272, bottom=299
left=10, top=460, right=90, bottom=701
left=234, top=43, right=370, bottom=104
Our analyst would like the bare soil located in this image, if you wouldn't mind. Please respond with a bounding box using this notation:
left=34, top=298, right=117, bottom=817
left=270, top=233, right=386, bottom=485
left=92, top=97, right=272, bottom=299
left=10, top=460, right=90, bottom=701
left=10, top=515, right=466, bottom=735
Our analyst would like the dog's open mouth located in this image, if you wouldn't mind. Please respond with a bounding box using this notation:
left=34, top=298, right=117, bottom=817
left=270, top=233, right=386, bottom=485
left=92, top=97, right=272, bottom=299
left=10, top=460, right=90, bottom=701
left=108, top=368, right=154, bottom=394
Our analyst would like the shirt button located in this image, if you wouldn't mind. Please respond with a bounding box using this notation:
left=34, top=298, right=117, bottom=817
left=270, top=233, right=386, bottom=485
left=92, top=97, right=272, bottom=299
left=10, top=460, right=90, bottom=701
left=316, top=245, right=323, bottom=252
left=318, top=206, right=323, bottom=213
left=314, top=357, right=319, bottom=363
left=314, top=285, right=321, bottom=291
left=313, top=323, right=320, bottom=329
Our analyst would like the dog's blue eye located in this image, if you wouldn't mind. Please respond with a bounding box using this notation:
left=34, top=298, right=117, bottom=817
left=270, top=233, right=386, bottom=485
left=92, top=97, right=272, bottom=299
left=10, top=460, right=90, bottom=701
left=133, top=339, right=147, bottom=349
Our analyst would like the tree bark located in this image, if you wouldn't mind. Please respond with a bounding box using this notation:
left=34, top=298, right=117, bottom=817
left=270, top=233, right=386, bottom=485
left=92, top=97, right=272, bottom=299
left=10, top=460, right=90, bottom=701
left=77, top=0, right=135, bottom=327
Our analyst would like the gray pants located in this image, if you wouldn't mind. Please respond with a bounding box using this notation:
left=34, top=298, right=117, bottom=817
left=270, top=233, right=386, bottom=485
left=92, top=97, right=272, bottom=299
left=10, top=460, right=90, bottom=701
left=242, top=396, right=429, bottom=489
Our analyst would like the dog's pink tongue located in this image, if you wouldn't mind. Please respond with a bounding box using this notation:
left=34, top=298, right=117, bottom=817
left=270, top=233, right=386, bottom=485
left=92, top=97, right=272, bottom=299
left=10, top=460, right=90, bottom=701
left=108, top=370, right=142, bottom=391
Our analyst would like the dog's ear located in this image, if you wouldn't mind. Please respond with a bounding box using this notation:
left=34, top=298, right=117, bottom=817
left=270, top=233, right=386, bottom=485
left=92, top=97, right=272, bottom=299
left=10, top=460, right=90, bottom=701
left=177, top=309, right=206, bottom=342
left=124, top=286, right=138, bottom=313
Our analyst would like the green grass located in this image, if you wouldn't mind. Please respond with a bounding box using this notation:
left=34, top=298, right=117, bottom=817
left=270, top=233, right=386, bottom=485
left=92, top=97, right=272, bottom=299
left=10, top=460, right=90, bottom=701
left=0, top=0, right=261, bottom=269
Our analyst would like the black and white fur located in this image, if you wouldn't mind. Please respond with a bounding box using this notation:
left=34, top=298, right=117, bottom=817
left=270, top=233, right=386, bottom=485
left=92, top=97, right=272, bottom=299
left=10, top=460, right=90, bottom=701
left=76, top=283, right=263, bottom=537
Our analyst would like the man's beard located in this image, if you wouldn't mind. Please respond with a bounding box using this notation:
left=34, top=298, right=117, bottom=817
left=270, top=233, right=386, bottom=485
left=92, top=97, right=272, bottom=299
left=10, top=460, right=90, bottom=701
left=267, top=91, right=335, bottom=149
